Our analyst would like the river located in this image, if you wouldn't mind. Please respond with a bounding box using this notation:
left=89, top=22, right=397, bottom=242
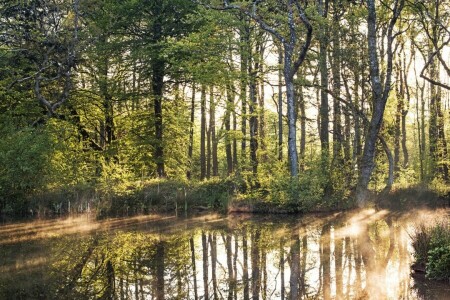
left=0, top=208, right=449, bottom=299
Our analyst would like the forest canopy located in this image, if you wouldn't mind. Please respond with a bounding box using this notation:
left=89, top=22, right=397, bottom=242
left=0, top=0, right=449, bottom=216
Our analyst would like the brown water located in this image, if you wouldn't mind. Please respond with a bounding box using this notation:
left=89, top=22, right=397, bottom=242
left=0, top=208, right=449, bottom=299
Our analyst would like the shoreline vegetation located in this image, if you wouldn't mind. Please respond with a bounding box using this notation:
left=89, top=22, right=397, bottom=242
left=2, top=179, right=448, bottom=220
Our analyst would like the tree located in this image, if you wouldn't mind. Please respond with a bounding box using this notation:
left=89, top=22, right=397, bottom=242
left=222, top=0, right=312, bottom=177
left=356, top=0, right=405, bottom=206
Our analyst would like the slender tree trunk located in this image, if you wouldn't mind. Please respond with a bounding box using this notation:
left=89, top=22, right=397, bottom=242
left=226, top=84, right=234, bottom=175
left=285, top=72, right=299, bottom=177
left=278, top=46, right=283, bottom=161
left=394, top=62, right=402, bottom=174
left=240, top=18, right=249, bottom=161
left=299, top=85, right=306, bottom=171
left=151, top=39, right=165, bottom=176
left=249, top=45, right=259, bottom=179
left=210, top=87, right=218, bottom=177
left=200, top=85, right=206, bottom=180
left=258, top=38, right=267, bottom=162
left=318, top=0, right=330, bottom=158
left=187, top=84, right=196, bottom=179
left=332, top=0, right=342, bottom=164
left=207, top=125, right=211, bottom=179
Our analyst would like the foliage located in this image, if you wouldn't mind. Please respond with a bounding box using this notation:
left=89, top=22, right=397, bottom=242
left=411, top=219, right=450, bottom=281
left=426, top=245, right=450, bottom=280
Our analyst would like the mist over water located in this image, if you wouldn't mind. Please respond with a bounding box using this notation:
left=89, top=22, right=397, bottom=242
left=0, top=209, right=449, bottom=299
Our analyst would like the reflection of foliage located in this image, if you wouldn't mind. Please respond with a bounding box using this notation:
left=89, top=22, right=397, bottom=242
left=50, top=231, right=192, bottom=299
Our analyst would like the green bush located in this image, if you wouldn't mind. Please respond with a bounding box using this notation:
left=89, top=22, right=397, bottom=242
left=426, top=245, right=450, bottom=280
left=411, top=220, right=450, bottom=281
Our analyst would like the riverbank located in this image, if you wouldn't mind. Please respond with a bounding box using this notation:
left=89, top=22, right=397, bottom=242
left=2, top=178, right=448, bottom=221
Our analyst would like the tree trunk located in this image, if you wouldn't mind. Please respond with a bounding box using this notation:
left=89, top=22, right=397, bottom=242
left=249, top=44, right=259, bottom=179
left=240, top=18, right=249, bottom=161
left=151, top=4, right=165, bottom=177
left=356, top=0, right=403, bottom=205
left=331, top=0, right=342, bottom=164
left=200, top=85, right=207, bottom=180
left=258, top=37, right=267, bottom=162
left=278, top=45, right=283, bottom=161
left=318, top=0, right=330, bottom=158
left=226, top=84, right=234, bottom=175
left=187, top=84, right=195, bottom=179
left=299, top=86, right=306, bottom=171
left=210, top=87, right=218, bottom=177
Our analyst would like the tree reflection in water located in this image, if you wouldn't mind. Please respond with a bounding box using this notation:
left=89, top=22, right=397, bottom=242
left=1, top=209, right=449, bottom=299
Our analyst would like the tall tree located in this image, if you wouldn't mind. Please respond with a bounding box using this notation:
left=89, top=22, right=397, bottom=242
left=356, top=0, right=405, bottom=206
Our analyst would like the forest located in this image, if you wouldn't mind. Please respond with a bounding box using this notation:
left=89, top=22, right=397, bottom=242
left=0, top=0, right=449, bottom=217
left=2, top=1, right=450, bottom=298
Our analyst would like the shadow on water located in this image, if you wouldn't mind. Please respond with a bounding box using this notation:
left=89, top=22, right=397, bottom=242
left=0, top=208, right=449, bottom=299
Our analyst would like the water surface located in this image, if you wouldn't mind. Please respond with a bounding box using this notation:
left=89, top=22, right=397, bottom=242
left=0, top=208, right=449, bottom=299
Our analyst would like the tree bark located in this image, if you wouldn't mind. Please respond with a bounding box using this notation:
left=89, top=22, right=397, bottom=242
left=200, top=85, right=207, bottom=180
left=318, top=0, right=330, bottom=159
left=356, top=0, right=404, bottom=205
left=187, top=84, right=196, bottom=179
left=151, top=2, right=165, bottom=177
left=210, top=87, right=218, bottom=177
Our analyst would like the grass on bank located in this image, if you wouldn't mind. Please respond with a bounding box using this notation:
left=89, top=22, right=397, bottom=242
left=411, top=219, right=450, bottom=281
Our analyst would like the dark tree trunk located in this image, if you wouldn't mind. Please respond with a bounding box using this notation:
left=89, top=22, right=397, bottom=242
left=331, top=0, right=342, bottom=164
left=226, top=84, right=234, bottom=175
left=200, top=85, right=207, bottom=180
left=258, top=37, right=267, bottom=162
left=187, top=84, right=196, bottom=179
left=210, top=87, right=218, bottom=177
left=318, top=0, right=330, bottom=158
left=240, top=19, right=249, bottom=161
left=249, top=48, right=259, bottom=179
left=151, top=7, right=165, bottom=177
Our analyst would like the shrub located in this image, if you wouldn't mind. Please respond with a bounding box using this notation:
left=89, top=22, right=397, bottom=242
left=426, top=245, right=450, bottom=280
left=411, top=220, right=450, bottom=281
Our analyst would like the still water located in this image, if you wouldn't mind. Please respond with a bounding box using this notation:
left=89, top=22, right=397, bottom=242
left=0, top=208, right=449, bottom=299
